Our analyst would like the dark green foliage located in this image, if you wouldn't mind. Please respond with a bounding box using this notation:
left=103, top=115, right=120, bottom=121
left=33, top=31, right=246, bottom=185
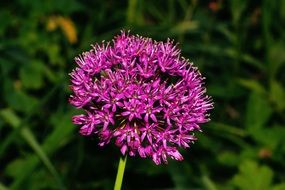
left=0, top=0, right=285, bottom=189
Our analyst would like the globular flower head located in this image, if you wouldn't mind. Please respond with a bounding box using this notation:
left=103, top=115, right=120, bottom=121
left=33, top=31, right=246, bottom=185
left=69, top=31, right=213, bottom=165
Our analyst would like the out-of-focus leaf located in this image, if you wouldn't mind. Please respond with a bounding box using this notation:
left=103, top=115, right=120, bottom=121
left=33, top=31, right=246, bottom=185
left=184, top=44, right=265, bottom=70
left=208, top=122, right=246, bottom=137
left=0, top=10, right=13, bottom=37
left=232, top=160, right=273, bottom=190
left=168, top=162, right=192, bottom=189
left=270, top=80, right=285, bottom=111
left=5, top=90, right=39, bottom=113
left=171, top=20, right=199, bottom=34
left=0, top=108, right=21, bottom=127
left=42, top=43, right=63, bottom=65
left=21, top=128, right=64, bottom=187
left=229, top=0, right=247, bottom=25
left=3, top=79, right=38, bottom=113
left=268, top=42, right=285, bottom=77
left=9, top=110, right=75, bottom=189
left=251, top=126, right=285, bottom=150
left=127, top=0, right=137, bottom=24
left=20, top=61, right=45, bottom=89
left=237, top=79, right=266, bottom=95
left=0, top=57, right=15, bottom=75
left=42, top=64, right=58, bottom=82
left=0, top=109, right=65, bottom=189
left=218, top=151, right=239, bottom=167
left=216, top=24, right=236, bottom=43
left=208, top=81, right=245, bottom=99
left=5, top=159, right=29, bottom=178
left=2, top=46, right=29, bottom=64
left=273, top=184, right=285, bottom=190
left=127, top=0, right=144, bottom=25
left=202, top=175, right=218, bottom=190
left=241, top=54, right=265, bottom=71
left=281, top=0, right=285, bottom=19
left=245, top=92, right=272, bottom=131
left=52, top=0, right=84, bottom=14
left=0, top=183, right=9, bottom=190
left=238, top=148, right=259, bottom=161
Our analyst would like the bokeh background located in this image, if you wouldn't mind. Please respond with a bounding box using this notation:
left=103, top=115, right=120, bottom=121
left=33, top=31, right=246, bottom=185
left=1, top=0, right=285, bottom=189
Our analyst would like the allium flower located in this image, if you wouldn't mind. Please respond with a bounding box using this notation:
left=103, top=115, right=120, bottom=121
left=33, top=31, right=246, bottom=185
left=69, top=31, right=213, bottom=164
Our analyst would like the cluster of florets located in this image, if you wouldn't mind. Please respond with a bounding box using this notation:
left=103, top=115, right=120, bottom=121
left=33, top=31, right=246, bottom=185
left=69, top=31, right=213, bottom=164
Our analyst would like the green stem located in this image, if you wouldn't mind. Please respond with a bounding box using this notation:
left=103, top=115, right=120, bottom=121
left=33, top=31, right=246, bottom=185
left=114, top=155, right=127, bottom=190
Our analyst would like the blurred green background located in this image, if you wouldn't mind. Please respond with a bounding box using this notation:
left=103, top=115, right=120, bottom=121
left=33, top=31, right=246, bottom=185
left=1, top=0, right=285, bottom=189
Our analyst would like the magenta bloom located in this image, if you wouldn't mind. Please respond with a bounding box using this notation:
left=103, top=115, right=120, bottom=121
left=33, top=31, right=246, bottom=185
left=69, top=31, right=213, bottom=164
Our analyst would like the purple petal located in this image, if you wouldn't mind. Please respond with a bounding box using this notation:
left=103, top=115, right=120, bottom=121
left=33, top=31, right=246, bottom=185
left=121, top=111, right=130, bottom=116
left=120, top=145, right=128, bottom=155
left=144, top=114, right=149, bottom=122
left=150, top=114, right=157, bottom=122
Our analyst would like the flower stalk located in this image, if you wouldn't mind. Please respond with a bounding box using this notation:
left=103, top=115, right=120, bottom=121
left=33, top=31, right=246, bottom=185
left=114, top=155, right=127, bottom=190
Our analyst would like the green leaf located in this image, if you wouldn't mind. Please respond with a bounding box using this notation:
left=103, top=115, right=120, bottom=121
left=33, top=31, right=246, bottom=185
left=0, top=183, right=9, bottom=190
left=237, top=79, right=266, bottom=95
left=268, top=43, right=285, bottom=77
left=9, top=109, right=75, bottom=189
left=207, top=122, right=246, bottom=137
left=0, top=108, right=21, bottom=127
left=245, top=92, right=272, bottom=131
left=171, top=20, right=199, bottom=34
left=5, top=159, right=31, bottom=178
left=3, top=79, right=39, bottom=113
left=21, top=128, right=64, bottom=187
left=218, top=151, right=239, bottom=167
left=28, top=169, right=58, bottom=189
left=251, top=126, right=285, bottom=150
left=201, top=175, right=218, bottom=190
left=232, top=160, right=273, bottom=190
left=0, top=109, right=65, bottom=189
left=20, top=61, right=45, bottom=89
left=168, top=162, right=193, bottom=189
left=229, top=0, right=247, bottom=25
left=207, top=80, right=245, bottom=99
left=43, top=43, right=63, bottom=66
left=5, top=90, right=39, bottom=113
left=270, top=80, right=285, bottom=111
left=127, top=0, right=144, bottom=25
left=281, top=0, right=285, bottom=19
left=273, top=183, right=285, bottom=190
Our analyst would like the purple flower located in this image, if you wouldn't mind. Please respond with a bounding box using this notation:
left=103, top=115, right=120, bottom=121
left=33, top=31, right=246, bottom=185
left=69, top=31, right=213, bottom=164
left=121, top=99, right=143, bottom=121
